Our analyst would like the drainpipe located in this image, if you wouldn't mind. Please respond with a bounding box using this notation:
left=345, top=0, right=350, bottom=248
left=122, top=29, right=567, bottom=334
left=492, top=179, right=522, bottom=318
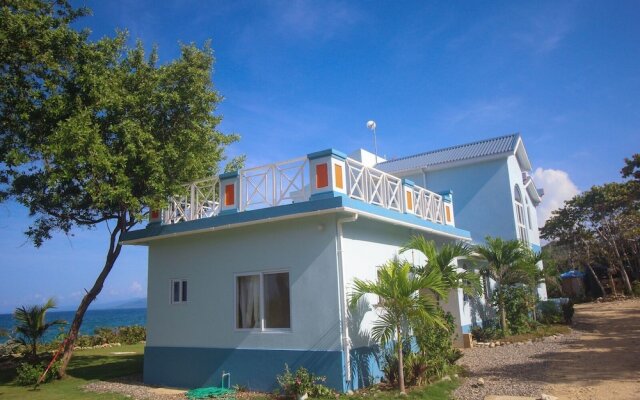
left=336, top=213, right=358, bottom=389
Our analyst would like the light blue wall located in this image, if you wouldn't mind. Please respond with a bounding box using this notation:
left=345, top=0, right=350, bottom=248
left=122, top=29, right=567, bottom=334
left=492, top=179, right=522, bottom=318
left=145, top=215, right=345, bottom=390
left=406, top=159, right=517, bottom=244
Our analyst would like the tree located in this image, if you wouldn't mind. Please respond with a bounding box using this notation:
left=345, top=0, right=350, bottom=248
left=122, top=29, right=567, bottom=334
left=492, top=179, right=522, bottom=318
left=349, top=259, right=447, bottom=394
left=474, top=237, right=532, bottom=335
left=1, top=1, right=239, bottom=374
left=14, top=298, right=66, bottom=359
left=401, top=235, right=481, bottom=297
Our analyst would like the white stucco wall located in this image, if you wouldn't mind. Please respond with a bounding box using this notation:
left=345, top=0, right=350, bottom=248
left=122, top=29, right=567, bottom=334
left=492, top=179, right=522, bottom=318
left=146, top=215, right=343, bottom=351
left=339, top=218, right=467, bottom=347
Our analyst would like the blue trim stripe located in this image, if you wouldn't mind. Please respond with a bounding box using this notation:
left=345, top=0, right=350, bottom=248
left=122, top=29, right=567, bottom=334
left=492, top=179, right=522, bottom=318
left=219, top=171, right=239, bottom=179
left=531, top=243, right=542, bottom=253
left=461, top=324, right=472, bottom=334
left=307, top=149, right=348, bottom=161
left=123, top=193, right=471, bottom=243
left=144, top=346, right=345, bottom=392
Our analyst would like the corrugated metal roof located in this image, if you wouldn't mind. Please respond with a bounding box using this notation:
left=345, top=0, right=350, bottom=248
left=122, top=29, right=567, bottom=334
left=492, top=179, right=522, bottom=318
left=377, top=133, right=520, bottom=173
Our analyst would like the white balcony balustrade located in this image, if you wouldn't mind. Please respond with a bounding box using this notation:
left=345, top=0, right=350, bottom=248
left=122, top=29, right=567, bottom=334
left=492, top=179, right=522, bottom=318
left=157, top=151, right=452, bottom=227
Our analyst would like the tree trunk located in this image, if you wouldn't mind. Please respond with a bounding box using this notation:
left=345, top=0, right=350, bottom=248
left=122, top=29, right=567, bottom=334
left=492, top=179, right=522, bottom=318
left=608, top=270, right=617, bottom=296
left=57, top=218, right=125, bottom=376
left=586, top=264, right=606, bottom=297
left=397, top=326, right=405, bottom=394
left=618, top=265, right=633, bottom=294
left=498, top=289, right=507, bottom=336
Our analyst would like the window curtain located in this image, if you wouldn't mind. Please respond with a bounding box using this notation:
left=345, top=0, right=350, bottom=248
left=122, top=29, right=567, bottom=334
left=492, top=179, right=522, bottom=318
left=238, top=275, right=260, bottom=328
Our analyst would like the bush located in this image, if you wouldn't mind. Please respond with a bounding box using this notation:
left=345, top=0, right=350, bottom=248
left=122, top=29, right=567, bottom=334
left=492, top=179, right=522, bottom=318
left=471, top=319, right=501, bottom=341
left=538, top=301, right=563, bottom=324
left=15, top=360, right=60, bottom=386
left=497, top=286, right=535, bottom=334
left=276, top=364, right=328, bottom=397
left=633, top=281, right=640, bottom=297
left=562, top=301, right=575, bottom=324
left=117, top=325, right=146, bottom=344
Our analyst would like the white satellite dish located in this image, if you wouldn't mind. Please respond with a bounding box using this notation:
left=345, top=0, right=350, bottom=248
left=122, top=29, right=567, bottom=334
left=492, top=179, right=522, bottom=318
left=366, top=120, right=376, bottom=130
left=366, top=120, right=378, bottom=164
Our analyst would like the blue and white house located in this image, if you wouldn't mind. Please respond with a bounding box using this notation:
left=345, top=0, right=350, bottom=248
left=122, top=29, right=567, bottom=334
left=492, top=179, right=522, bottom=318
left=121, top=133, right=546, bottom=392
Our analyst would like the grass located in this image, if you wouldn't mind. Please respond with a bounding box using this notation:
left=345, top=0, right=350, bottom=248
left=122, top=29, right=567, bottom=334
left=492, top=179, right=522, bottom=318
left=0, top=344, right=144, bottom=400
left=502, top=324, right=571, bottom=343
left=347, top=379, right=460, bottom=400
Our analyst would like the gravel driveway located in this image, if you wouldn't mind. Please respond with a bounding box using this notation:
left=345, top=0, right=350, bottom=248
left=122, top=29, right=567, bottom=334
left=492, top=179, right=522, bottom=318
left=454, top=332, right=579, bottom=400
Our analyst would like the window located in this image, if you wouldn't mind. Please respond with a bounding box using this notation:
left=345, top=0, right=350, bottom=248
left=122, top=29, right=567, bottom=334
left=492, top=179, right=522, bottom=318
left=171, top=279, right=188, bottom=303
left=514, top=186, right=529, bottom=244
left=236, top=272, right=290, bottom=330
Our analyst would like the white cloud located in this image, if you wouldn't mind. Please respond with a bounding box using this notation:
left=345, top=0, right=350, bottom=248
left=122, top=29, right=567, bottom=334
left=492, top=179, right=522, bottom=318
left=129, top=281, right=144, bottom=296
left=533, top=167, right=580, bottom=228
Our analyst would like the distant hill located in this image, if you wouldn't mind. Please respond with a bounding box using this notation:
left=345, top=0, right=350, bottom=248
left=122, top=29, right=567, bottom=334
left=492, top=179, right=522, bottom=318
left=89, top=297, right=147, bottom=311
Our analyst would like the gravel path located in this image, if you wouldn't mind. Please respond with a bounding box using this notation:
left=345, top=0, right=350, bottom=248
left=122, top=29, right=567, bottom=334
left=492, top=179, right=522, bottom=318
left=83, top=374, right=186, bottom=400
left=453, top=331, right=580, bottom=400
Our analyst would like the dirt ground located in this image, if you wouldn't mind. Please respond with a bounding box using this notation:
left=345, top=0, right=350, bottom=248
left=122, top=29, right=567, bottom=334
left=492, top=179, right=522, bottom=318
left=544, top=298, right=640, bottom=400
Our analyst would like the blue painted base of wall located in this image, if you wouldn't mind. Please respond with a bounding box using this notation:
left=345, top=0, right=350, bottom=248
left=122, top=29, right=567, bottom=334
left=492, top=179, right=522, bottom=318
left=144, top=346, right=345, bottom=392
left=349, top=346, right=383, bottom=390
left=461, top=324, right=472, bottom=334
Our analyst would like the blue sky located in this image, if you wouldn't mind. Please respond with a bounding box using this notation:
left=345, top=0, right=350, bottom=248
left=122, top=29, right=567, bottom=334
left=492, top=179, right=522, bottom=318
left=1, top=0, right=639, bottom=313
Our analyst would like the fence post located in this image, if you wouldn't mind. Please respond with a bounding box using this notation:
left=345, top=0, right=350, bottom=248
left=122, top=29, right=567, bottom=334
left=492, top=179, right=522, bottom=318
left=219, top=171, right=240, bottom=214
left=402, top=179, right=416, bottom=214
left=439, top=190, right=455, bottom=226
left=307, top=149, right=347, bottom=199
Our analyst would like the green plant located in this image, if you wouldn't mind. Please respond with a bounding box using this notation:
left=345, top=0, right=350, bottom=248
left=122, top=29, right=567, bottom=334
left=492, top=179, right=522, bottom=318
left=93, top=327, right=118, bottom=344
left=117, top=325, right=146, bottom=344
left=474, top=237, right=536, bottom=335
left=562, top=301, right=575, bottom=324
left=349, top=258, right=447, bottom=394
left=276, top=364, right=326, bottom=397
left=15, top=360, right=60, bottom=386
left=13, top=298, right=67, bottom=359
left=632, top=281, right=640, bottom=297
left=414, top=310, right=461, bottom=381
left=497, top=285, right=534, bottom=335
left=537, top=301, right=563, bottom=324
left=470, top=321, right=501, bottom=342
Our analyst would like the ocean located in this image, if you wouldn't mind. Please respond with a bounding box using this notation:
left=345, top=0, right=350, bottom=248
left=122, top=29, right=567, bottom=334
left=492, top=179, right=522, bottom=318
left=0, top=307, right=147, bottom=344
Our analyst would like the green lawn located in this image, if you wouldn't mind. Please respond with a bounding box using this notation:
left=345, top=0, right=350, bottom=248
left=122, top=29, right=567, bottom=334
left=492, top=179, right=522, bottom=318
left=0, top=344, right=144, bottom=400
left=1, top=345, right=459, bottom=400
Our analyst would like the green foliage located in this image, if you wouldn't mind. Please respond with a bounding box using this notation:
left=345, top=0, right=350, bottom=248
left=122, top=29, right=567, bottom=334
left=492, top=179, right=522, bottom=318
left=349, top=258, right=447, bottom=393
left=470, top=323, right=501, bottom=342
left=276, top=364, right=327, bottom=397
left=67, top=325, right=146, bottom=347
left=13, top=298, right=66, bottom=358
left=537, top=301, right=563, bottom=325
left=414, top=310, right=461, bottom=381
left=474, top=237, right=535, bottom=334
left=562, top=301, right=575, bottom=324
left=117, top=325, right=146, bottom=345
left=633, top=281, right=640, bottom=297
left=15, top=360, right=60, bottom=386
left=496, top=286, right=535, bottom=335
left=401, top=236, right=481, bottom=297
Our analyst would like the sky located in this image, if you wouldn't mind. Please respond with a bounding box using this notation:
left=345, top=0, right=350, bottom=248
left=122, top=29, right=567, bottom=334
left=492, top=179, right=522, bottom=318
left=1, top=0, right=639, bottom=313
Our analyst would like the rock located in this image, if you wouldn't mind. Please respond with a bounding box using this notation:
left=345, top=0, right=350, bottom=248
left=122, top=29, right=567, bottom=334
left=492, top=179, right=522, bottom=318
left=347, top=390, right=354, bottom=396
left=477, top=378, right=485, bottom=386
left=454, top=374, right=459, bottom=378
left=495, top=341, right=501, bottom=346
left=441, top=375, right=452, bottom=381
left=539, top=394, right=558, bottom=400
left=490, top=342, right=496, bottom=348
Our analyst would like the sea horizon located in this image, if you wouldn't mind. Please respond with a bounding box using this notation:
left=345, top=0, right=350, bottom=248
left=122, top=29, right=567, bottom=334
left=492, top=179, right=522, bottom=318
left=0, top=307, right=147, bottom=343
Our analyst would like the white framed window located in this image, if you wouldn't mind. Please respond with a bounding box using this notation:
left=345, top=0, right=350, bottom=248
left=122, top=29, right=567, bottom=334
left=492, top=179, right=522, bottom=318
left=514, top=186, right=529, bottom=244
left=236, top=271, right=290, bottom=330
left=171, top=279, right=188, bottom=304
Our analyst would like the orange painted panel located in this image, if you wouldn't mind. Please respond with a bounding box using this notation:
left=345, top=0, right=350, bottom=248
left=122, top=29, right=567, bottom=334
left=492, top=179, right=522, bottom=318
left=406, top=191, right=413, bottom=211
left=150, top=210, right=160, bottom=220
left=316, top=163, right=329, bottom=188
left=225, top=183, right=235, bottom=206
left=446, top=205, right=452, bottom=222
left=334, top=164, right=344, bottom=189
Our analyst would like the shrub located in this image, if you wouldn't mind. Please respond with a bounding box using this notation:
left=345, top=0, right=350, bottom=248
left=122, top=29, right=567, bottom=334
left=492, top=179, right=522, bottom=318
left=538, top=301, right=563, bottom=324
left=15, top=360, right=60, bottom=386
left=413, top=310, right=461, bottom=381
left=633, top=281, right=640, bottom=297
left=562, top=301, right=575, bottom=324
left=0, top=339, right=23, bottom=358
left=117, top=325, right=146, bottom=344
left=276, top=364, right=328, bottom=397
left=497, top=286, right=535, bottom=334
left=471, top=320, right=501, bottom=342
left=94, top=327, right=118, bottom=344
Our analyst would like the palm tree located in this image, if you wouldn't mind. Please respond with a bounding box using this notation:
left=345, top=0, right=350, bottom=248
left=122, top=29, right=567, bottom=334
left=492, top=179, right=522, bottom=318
left=349, top=258, right=447, bottom=394
left=401, top=236, right=481, bottom=297
left=14, top=298, right=66, bottom=359
left=474, top=237, right=533, bottom=335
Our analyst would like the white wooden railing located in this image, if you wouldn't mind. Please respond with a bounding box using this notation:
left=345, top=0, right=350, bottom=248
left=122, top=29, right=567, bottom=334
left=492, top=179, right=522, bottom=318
left=239, top=156, right=309, bottom=211
left=162, top=154, right=447, bottom=226
left=165, top=177, right=220, bottom=224
left=345, top=159, right=445, bottom=224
